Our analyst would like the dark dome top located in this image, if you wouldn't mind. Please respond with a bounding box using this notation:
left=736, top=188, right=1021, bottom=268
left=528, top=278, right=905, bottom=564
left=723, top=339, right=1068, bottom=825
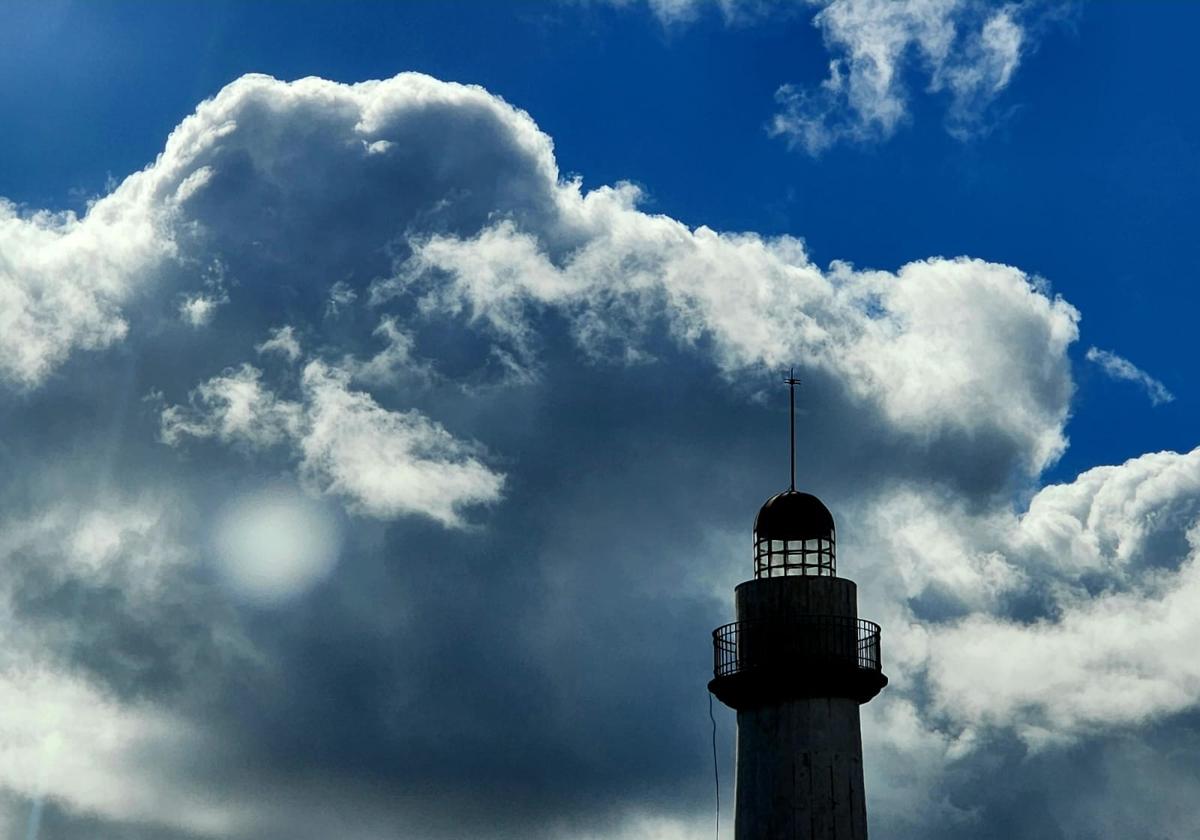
left=753, top=490, right=835, bottom=542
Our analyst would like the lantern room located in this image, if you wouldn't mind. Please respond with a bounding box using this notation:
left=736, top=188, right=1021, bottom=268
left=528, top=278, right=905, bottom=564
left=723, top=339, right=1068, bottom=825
left=752, top=489, right=836, bottom=578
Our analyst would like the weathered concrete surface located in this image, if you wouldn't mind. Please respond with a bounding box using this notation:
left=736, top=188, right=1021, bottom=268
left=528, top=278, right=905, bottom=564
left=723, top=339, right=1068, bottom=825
left=735, top=576, right=857, bottom=624
left=734, top=697, right=868, bottom=840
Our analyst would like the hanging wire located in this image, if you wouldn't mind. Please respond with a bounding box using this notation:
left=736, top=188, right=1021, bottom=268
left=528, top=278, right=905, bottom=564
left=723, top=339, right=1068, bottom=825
left=709, top=691, right=720, bottom=840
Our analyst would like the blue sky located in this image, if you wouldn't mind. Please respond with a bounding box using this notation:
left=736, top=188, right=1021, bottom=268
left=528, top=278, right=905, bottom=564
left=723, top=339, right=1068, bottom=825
left=2, top=2, right=1200, bottom=839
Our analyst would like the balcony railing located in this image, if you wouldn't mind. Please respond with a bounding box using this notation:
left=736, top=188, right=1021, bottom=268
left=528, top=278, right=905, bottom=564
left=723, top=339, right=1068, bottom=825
left=712, top=616, right=882, bottom=679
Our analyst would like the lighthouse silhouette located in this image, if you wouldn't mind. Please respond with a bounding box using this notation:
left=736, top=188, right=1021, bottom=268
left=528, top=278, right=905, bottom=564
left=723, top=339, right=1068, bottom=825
left=709, top=372, right=887, bottom=839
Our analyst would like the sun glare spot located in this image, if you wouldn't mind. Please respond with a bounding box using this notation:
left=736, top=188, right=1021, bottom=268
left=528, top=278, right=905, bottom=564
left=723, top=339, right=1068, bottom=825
left=213, top=486, right=340, bottom=604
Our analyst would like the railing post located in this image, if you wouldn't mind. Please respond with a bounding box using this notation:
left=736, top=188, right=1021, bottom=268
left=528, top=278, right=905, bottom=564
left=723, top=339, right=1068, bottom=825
left=712, top=616, right=883, bottom=677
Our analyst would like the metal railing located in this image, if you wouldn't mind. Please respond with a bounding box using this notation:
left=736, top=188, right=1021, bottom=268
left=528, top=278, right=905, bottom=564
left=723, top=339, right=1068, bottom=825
left=712, top=616, right=882, bottom=679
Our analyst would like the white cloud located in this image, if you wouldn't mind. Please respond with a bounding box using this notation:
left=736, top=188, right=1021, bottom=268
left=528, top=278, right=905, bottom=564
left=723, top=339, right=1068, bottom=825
left=862, top=697, right=981, bottom=831
left=1086, top=346, right=1175, bottom=405
left=925, top=547, right=1200, bottom=748
left=389, top=211, right=1077, bottom=476
left=256, top=325, right=303, bottom=362
left=298, top=361, right=504, bottom=525
left=160, top=363, right=304, bottom=449
left=6, top=69, right=1075, bottom=474
left=861, top=487, right=1024, bottom=610
left=0, top=499, right=263, bottom=835
left=0, top=198, right=172, bottom=387
left=96, top=72, right=1075, bottom=484
left=325, top=280, right=358, bottom=318
left=0, top=501, right=187, bottom=606
left=771, top=0, right=1035, bottom=153
left=347, top=317, right=426, bottom=386
left=853, top=447, right=1200, bottom=749
left=162, top=358, right=504, bottom=527
left=608, top=0, right=1047, bottom=151
left=2, top=69, right=1187, bottom=839
left=0, top=666, right=237, bottom=837
left=178, top=292, right=224, bottom=326
left=177, top=258, right=231, bottom=327
left=1, top=71, right=566, bottom=388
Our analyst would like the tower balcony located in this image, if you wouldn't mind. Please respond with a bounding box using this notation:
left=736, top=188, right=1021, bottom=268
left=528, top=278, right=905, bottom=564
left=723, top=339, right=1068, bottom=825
left=709, top=615, right=888, bottom=708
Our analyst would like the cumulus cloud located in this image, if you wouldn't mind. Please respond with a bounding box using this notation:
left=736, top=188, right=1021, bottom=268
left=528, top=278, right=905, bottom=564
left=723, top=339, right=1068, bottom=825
left=161, top=358, right=504, bottom=526
left=0, top=197, right=171, bottom=387
left=853, top=447, right=1200, bottom=749
left=0, top=69, right=1189, bottom=840
left=929, top=559, right=1200, bottom=747
left=297, top=360, right=504, bottom=524
left=1086, top=346, right=1175, bottom=405
left=1, top=71, right=565, bottom=387
left=389, top=215, right=1077, bottom=476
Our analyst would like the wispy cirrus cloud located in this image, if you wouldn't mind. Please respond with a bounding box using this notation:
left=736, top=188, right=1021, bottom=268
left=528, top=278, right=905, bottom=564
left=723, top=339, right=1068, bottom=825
left=1086, top=346, right=1175, bottom=406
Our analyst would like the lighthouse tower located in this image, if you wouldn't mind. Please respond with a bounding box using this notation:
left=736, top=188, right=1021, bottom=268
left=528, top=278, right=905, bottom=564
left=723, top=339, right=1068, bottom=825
left=709, top=374, right=887, bottom=840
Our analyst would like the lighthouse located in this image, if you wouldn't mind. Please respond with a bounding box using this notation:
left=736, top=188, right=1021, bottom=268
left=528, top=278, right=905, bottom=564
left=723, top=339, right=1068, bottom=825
left=709, top=373, right=887, bottom=840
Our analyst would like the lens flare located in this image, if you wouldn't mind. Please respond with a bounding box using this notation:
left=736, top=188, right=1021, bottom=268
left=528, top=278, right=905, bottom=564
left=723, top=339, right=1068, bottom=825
left=213, top=486, right=340, bottom=604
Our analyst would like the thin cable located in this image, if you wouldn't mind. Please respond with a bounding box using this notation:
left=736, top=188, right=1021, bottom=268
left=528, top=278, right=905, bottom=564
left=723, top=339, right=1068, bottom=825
left=709, top=691, right=720, bottom=840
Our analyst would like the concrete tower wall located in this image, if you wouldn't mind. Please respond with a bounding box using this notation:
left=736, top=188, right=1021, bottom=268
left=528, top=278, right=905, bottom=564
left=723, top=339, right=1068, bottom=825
left=731, top=576, right=868, bottom=840
left=709, top=486, right=885, bottom=840
left=735, top=697, right=867, bottom=840
left=735, top=577, right=857, bottom=623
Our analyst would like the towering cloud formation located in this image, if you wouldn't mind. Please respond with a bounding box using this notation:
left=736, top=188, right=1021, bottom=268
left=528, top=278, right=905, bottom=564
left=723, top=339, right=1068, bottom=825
left=0, top=73, right=1195, bottom=840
